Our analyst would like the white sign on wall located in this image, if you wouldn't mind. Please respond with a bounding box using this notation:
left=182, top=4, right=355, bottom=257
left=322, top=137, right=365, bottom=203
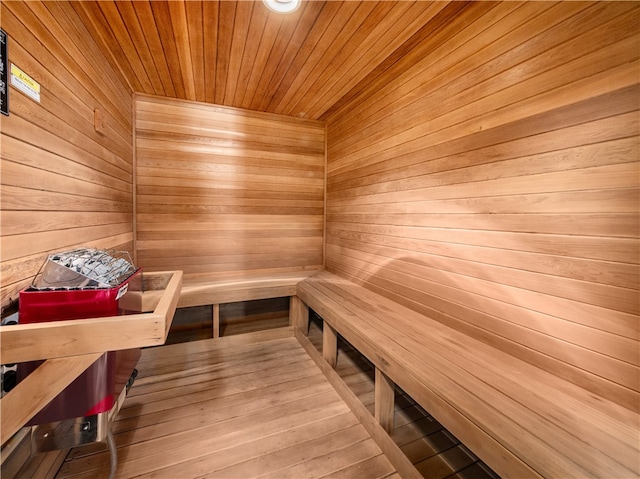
left=11, top=63, right=40, bottom=103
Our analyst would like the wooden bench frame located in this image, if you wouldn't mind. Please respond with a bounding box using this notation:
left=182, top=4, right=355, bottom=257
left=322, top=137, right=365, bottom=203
left=134, top=270, right=319, bottom=338
left=292, top=271, right=639, bottom=479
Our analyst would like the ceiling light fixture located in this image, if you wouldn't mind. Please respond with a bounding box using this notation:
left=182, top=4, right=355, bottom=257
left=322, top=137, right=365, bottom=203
left=262, top=0, right=301, bottom=14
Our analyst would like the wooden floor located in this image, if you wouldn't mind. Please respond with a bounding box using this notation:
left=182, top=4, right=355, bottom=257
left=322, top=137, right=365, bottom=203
left=8, top=307, right=498, bottom=479
left=54, top=328, right=398, bottom=479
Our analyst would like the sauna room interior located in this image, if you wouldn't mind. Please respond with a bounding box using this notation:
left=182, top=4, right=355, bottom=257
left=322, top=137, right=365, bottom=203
left=0, top=1, right=638, bottom=479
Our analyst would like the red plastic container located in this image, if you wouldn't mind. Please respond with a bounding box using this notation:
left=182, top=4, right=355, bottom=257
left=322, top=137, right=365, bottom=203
left=18, top=269, right=142, bottom=425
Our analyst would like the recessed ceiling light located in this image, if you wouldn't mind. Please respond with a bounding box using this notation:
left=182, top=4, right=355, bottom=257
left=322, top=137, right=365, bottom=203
left=262, top=0, right=301, bottom=14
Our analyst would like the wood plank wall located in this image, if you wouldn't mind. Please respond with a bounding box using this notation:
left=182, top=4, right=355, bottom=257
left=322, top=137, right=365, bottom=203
left=323, top=2, right=640, bottom=411
left=0, top=1, right=134, bottom=311
left=134, top=95, right=324, bottom=278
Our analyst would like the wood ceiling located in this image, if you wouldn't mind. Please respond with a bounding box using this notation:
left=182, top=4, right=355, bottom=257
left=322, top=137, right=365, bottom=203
left=73, top=1, right=449, bottom=120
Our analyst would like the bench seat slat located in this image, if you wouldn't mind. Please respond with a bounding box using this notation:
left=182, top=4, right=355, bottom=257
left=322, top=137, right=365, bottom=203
left=178, top=270, right=320, bottom=308
left=311, top=275, right=639, bottom=452
left=299, top=278, right=573, bottom=476
left=310, top=275, right=639, bottom=476
left=298, top=271, right=639, bottom=479
left=297, top=279, right=539, bottom=479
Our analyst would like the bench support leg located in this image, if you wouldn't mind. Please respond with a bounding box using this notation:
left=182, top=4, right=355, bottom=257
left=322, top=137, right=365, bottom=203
left=375, top=368, right=395, bottom=433
left=289, top=296, right=309, bottom=333
left=323, top=322, right=338, bottom=369
left=213, top=304, right=220, bottom=338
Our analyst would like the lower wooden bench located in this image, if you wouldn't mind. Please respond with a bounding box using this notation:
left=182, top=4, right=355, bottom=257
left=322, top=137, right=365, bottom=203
left=294, top=271, right=639, bottom=479
left=137, top=270, right=320, bottom=338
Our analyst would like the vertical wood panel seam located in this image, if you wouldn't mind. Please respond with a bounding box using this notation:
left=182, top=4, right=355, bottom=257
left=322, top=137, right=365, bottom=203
left=323, top=121, right=328, bottom=269
left=132, top=92, right=138, bottom=265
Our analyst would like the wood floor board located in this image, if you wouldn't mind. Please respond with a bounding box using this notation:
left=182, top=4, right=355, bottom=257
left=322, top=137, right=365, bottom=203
left=106, top=399, right=355, bottom=479
left=221, top=315, right=290, bottom=337
left=126, top=346, right=311, bottom=398
left=204, top=426, right=374, bottom=479
left=255, top=437, right=385, bottom=479
left=66, top=372, right=331, bottom=462
left=139, top=413, right=361, bottom=479
left=137, top=333, right=300, bottom=368
left=42, top=319, right=499, bottom=479
left=119, top=353, right=316, bottom=416
left=113, top=372, right=328, bottom=436
left=447, top=462, right=500, bottom=479
left=113, top=360, right=322, bottom=427
left=318, top=454, right=397, bottom=479
left=135, top=329, right=296, bottom=371
left=112, top=377, right=337, bottom=451
left=56, top=329, right=396, bottom=479
left=133, top=336, right=303, bottom=381
left=392, top=417, right=447, bottom=447
left=400, top=432, right=462, bottom=464
left=415, top=445, right=479, bottom=479
left=58, top=389, right=346, bottom=478
left=13, top=449, right=67, bottom=479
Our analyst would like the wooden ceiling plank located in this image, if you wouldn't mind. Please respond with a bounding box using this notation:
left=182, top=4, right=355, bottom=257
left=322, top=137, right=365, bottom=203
left=277, top=2, right=364, bottom=117
left=295, top=1, right=409, bottom=119
left=252, top=0, right=324, bottom=113
left=185, top=1, right=206, bottom=103
left=276, top=2, right=364, bottom=118
left=324, top=1, right=509, bottom=135
left=238, top=11, right=284, bottom=110
left=326, top=2, right=595, bottom=159
left=306, top=2, right=449, bottom=120
left=338, top=2, right=629, bottom=163
left=115, top=1, right=166, bottom=97
left=320, top=1, right=477, bottom=123
left=233, top=3, right=272, bottom=108
left=282, top=1, right=383, bottom=117
left=168, top=1, right=196, bottom=101
left=215, top=1, right=237, bottom=105
left=223, top=1, right=255, bottom=106
left=68, top=1, right=139, bottom=95
left=132, top=1, right=176, bottom=98
left=72, top=0, right=477, bottom=120
left=203, top=0, right=220, bottom=104
left=96, top=1, right=155, bottom=94
left=150, top=0, right=187, bottom=99
left=264, top=1, right=344, bottom=114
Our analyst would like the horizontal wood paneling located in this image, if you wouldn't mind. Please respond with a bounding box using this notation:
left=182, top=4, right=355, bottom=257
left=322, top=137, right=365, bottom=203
left=0, top=1, right=134, bottom=310
left=323, top=1, right=640, bottom=409
left=75, top=1, right=447, bottom=120
left=135, top=95, right=325, bottom=276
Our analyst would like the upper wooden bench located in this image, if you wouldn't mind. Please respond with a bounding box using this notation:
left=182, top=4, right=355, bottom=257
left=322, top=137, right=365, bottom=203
left=294, top=271, right=639, bottom=479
